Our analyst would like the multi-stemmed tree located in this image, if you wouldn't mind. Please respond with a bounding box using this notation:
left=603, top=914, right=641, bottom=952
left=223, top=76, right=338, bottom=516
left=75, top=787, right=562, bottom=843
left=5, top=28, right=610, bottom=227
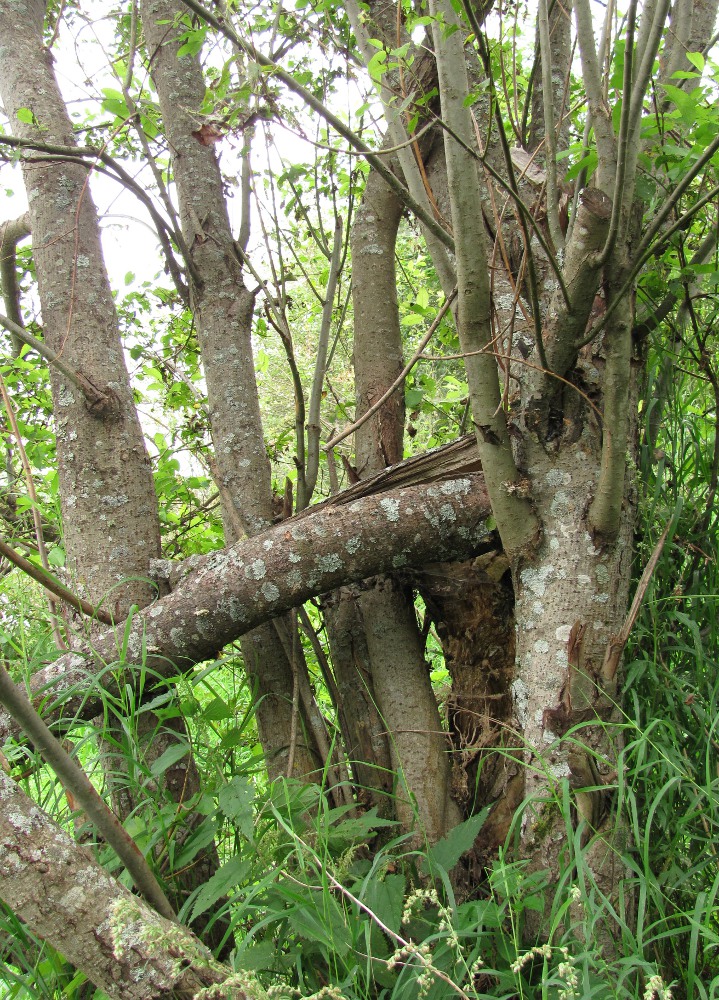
left=0, top=0, right=717, bottom=993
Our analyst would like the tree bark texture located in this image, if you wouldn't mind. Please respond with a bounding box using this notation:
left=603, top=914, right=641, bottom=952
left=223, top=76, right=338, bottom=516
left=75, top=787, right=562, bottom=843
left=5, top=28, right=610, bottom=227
left=141, top=0, right=322, bottom=782
left=0, top=770, right=250, bottom=1000
left=348, top=159, right=462, bottom=840
left=0, top=0, right=161, bottom=617
left=0, top=472, right=492, bottom=744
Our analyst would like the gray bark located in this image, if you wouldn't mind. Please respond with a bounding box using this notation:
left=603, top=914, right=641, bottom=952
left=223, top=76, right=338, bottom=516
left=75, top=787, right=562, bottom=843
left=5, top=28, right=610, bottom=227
left=323, top=586, right=394, bottom=812
left=430, top=0, right=540, bottom=561
left=0, top=0, right=161, bottom=617
left=0, top=471, right=492, bottom=744
left=0, top=3, right=234, bottom=956
left=350, top=159, right=461, bottom=839
left=140, top=0, right=270, bottom=540
left=0, top=771, right=251, bottom=1000
left=140, top=0, right=321, bottom=782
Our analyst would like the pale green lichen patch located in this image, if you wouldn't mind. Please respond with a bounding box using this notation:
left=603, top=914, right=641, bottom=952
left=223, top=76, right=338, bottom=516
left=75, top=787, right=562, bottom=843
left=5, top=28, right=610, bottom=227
left=439, top=477, right=471, bottom=496
left=520, top=564, right=554, bottom=597
left=211, top=597, right=248, bottom=623
left=439, top=503, right=456, bottom=522
left=379, top=497, right=400, bottom=522
left=545, top=468, right=569, bottom=487
left=314, top=553, right=344, bottom=573
left=249, top=559, right=266, bottom=580
left=261, top=582, right=280, bottom=602
left=288, top=551, right=301, bottom=563
left=345, top=535, right=361, bottom=554
left=595, top=563, right=610, bottom=586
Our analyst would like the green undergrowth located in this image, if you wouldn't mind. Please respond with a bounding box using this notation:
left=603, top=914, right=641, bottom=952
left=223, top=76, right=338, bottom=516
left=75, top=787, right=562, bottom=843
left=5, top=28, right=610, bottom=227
left=1, top=610, right=718, bottom=1000
left=1, top=353, right=718, bottom=1000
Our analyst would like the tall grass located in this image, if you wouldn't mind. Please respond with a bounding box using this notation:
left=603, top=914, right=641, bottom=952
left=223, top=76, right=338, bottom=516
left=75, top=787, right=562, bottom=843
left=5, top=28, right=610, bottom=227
left=1, top=346, right=717, bottom=999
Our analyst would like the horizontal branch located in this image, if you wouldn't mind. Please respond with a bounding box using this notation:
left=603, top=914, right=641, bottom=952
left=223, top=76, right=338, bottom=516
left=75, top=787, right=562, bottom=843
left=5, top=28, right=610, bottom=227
left=0, top=471, right=491, bottom=742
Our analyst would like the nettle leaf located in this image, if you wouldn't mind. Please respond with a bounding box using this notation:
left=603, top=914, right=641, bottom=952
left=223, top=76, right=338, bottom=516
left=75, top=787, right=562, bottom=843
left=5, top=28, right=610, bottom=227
left=190, top=856, right=250, bottom=921
left=219, top=775, right=255, bottom=839
left=362, top=872, right=406, bottom=935
left=422, top=807, right=490, bottom=874
left=288, top=896, right=351, bottom=958
left=47, top=547, right=65, bottom=567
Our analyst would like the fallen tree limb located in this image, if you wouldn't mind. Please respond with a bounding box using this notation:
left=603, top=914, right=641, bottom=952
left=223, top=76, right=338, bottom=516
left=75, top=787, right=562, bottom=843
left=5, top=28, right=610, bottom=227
left=0, top=471, right=491, bottom=742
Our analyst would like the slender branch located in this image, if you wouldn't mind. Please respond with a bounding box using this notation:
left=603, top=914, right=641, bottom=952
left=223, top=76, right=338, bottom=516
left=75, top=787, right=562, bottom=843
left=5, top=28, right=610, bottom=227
left=0, top=375, right=65, bottom=647
left=0, top=212, right=30, bottom=356
left=622, top=0, right=672, bottom=213
left=325, top=288, right=457, bottom=451
left=469, top=23, right=560, bottom=353
left=0, top=135, right=193, bottom=298
left=430, top=0, right=539, bottom=558
left=303, top=216, right=343, bottom=506
left=177, top=0, right=456, bottom=253
left=0, top=312, right=114, bottom=410
left=574, top=0, right=617, bottom=188
left=537, top=0, right=564, bottom=251
left=0, top=535, right=115, bottom=626
left=598, top=0, right=637, bottom=264
left=0, top=660, right=176, bottom=921
left=634, top=219, right=719, bottom=337
left=344, top=0, right=457, bottom=297
left=577, top=177, right=719, bottom=349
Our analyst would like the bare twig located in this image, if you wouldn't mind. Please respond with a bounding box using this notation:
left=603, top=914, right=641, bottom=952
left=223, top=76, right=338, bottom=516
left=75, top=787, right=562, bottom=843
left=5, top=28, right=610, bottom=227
left=324, top=288, right=457, bottom=451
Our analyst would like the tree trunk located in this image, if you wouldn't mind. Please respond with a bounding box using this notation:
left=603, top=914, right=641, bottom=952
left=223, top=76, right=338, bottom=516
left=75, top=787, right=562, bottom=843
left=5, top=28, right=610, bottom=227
left=0, top=0, right=160, bottom=616
left=0, top=770, right=247, bottom=1000
left=0, top=470, right=493, bottom=743
left=345, top=154, right=461, bottom=840
left=0, top=0, right=231, bottom=954
left=141, top=0, right=323, bottom=781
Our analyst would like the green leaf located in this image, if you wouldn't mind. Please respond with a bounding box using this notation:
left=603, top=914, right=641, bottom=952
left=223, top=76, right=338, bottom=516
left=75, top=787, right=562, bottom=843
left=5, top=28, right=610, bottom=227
left=202, top=696, right=234, bottom=721
left=149, top=742, right=190, bottom=777
left=174, top=816, right=218, bottom=869
left=16, top=108, right=34, bottom=124
left=190, top=856, right=250, bottom=921
left=288, top=896, right=351, bottom=958
left=686, top=51, right=705, bottom=71
left=422, top=808, right=490, bottom=874
left=47, top=547, right=65, bottom=567
left=219, top=775, right=255, bottom=838
left=362, top=872, right=406, bottom=934
left=367, top=49, right=387, bottom=82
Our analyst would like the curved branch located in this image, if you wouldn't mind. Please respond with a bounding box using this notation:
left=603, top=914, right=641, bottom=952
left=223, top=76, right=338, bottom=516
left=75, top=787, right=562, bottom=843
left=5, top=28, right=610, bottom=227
left=0, top=469, right=492, bottom=743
